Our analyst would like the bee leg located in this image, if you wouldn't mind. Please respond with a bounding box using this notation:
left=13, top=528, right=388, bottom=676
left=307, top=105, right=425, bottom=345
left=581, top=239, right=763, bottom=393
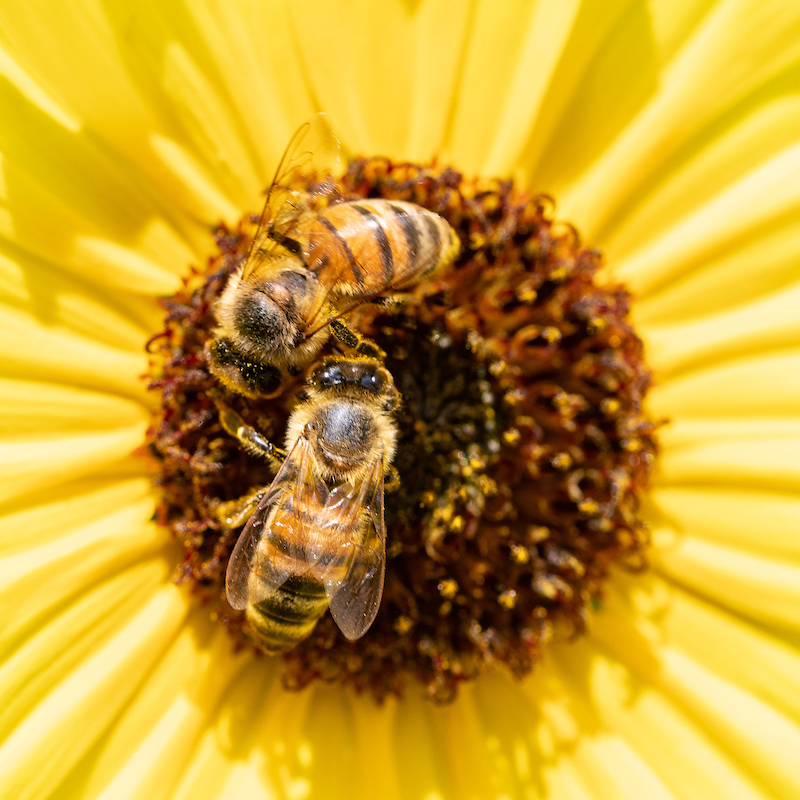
left=354, top=338, right=386, bottom=360
left=212, top=486, right=268, bottom=529
left=213, top=398, right=287, bottom=470
left=384, top=466, right=401, bottom=493
left=330, top=321, right=387, bottom=360
left=330, top=318, right=361, bottom=349
left=371, top=292, right=413, bottom=310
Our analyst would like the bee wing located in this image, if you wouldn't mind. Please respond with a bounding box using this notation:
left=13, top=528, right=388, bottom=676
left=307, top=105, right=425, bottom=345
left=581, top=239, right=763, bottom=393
left=225, top=435, right=328, bottom=610
left=321, top=456, right=387, bottom=641
left=242, top=113, right=342, bottom=281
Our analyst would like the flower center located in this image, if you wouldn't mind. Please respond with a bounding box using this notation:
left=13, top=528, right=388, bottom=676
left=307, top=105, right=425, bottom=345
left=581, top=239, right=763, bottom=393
left=145, top=158, right=657, bottom=702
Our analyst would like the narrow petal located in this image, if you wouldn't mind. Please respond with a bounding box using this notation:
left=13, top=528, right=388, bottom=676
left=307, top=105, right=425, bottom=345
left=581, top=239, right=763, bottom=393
left=0, top=379, right=149, bottom=504
left=289, top=0, right=471, bottom=161
left=655, top=433, right=800, bottom=491
left=0, top=302, right=147, bottom=397
left=167, top=661, right=281, bottom=800
left=449, top=0, right=582, bottom=175
left=647, top=350, right=800, bottom=419
left=0, top=487, right=164, bottom=651
left=649, top=486, right=800, bottom=558
left=605, top=85, right=800, bottom=267
left=560, top=0, right=800, bottom=240
left=658, top=647, right=800, bottom=798
left=0, top=584, right=187, bottom=800
left=0, top=559, right=171, bottom=742
left=0, top=248, right=152, bottom=350
left=0, top=1, right=250, bottom=223
left=57, top=627, right=246, bottom=800
left=558, top=649, right=772, bottom=800
left=653, top=531, right=800, bottom=630
left=166, top=660, right=276, bottom=800
left=634, top=219, right=800, bottom=325
left=640, top=284, right=800, bottom=376
left=0, top=53, right=194, bottom=294
left=656, top=417, right=800, bottom=449
left=613, top=141, right=800, bottom=296
left=181, top=0, right=322, bottom=177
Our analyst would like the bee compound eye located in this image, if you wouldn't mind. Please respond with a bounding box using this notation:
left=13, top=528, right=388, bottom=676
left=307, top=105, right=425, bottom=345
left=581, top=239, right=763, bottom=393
left=359, top=372, right=382, bottom=393
left=318, top=364, right=344, bottom=388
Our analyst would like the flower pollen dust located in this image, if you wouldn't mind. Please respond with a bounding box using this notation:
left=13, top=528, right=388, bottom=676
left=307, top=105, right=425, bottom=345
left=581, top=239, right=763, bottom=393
left=145, top=116, right=658, bottom=703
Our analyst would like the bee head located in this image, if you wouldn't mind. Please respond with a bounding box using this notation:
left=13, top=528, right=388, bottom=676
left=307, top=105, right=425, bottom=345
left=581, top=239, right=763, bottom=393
left=309, top=356, right=398, bottom=411
left=212, top=265, right=316, bottom=366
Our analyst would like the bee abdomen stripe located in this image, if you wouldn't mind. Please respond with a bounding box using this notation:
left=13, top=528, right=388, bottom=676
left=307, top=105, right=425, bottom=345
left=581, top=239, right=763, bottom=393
left=247, top=604, right=324, bottom=651
left=252, top=580, right=327, bottom=624
left=387, top=202, right=421, bottom=272
left=352, top=203, right=394, bottom=284
left=263, top=531, right=351, bottom=571
left=423, top=214, right=442, bottom=260
left=318, top=215, right=364, bottom=283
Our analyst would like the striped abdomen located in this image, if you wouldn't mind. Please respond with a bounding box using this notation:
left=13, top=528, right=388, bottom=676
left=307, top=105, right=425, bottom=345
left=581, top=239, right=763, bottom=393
left=245, top=500, right=350, bottom=653
left=246, top=572, right=329, bottom=654
left=305, top=199, right=459, bottom=298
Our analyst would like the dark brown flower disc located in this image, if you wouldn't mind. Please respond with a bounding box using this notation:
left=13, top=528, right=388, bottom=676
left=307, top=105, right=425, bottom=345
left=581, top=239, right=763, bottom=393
left=145, top=157, right=657, bottom=703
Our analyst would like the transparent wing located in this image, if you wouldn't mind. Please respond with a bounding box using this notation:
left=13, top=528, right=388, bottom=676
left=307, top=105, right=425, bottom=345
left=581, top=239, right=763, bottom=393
left=225, top=435, right=328, bottom=609
left=242, top=113, right=342, bottom=281
left=323, top=456, right=387, bottom=641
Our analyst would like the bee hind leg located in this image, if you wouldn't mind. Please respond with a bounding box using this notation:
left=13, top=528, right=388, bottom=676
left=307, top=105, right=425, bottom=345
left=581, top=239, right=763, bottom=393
left=211, top=486, right=268, bottom=529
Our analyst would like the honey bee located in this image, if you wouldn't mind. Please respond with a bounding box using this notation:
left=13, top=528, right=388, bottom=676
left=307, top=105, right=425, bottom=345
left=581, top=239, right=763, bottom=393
left=217, top=354, right=399, bottom=652
left=207, top=114, right=460, bottom=398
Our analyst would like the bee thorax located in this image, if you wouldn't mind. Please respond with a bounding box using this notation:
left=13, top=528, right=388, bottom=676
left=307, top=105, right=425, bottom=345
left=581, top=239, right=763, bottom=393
left=318, top=403, right=377, bottom=465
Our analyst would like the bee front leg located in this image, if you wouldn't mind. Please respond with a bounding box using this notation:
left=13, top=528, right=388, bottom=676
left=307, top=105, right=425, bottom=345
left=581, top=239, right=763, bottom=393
left=330, top=318, right=361, bottom=350
left=329, top=321, right=387, bottom=361
left=212, top=396, right=287, bottom=471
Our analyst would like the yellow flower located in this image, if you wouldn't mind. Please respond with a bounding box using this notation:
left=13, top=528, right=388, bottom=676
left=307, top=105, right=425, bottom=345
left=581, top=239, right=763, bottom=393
left=1, top=0, right=799, bottom=798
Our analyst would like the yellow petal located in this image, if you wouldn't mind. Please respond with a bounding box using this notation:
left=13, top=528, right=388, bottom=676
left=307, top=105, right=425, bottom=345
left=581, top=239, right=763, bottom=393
left=640, top=284, right=800, bottom=376
left=0, top=559, right=171, bottom=742
left=649, top=486, right=800, bottom=558
left=613, top=141, right=800, bottom=296
left=561, top=0, right=800, bottom=240
left=634, top=219, right=800, bottom=325
left=658, top=647, right=800, bottom=798
left=0, top=491, right=165, bottom=651
left=0, top=249, right=152, bottom=350
left=0, top=583, right=186, bottom=800
left=450, top=0, right=581, bottom=175
left=656, top=433, right=800, bottom=490
left=654, top=533, right=800, bottom=630
left=647, top=350, right=800, bottom=419
left=61, top=627, right=245, bottom=800
left=288, top=0, right=471, bottom=162
left=0, top=378, right=150, bottom=502
left=0, top=302, right=147, bottom=397
left=166, top=660, right=277, bottom=800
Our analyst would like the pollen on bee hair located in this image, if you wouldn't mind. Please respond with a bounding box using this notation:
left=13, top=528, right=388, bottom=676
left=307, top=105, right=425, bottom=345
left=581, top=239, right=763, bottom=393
left=144, top=154, right=657, bottom=704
